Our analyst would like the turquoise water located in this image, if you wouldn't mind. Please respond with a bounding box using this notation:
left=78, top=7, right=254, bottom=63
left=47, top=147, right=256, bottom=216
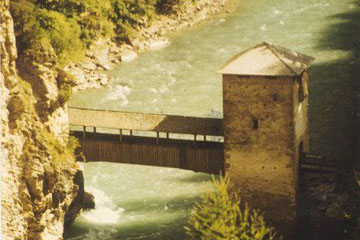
left=64, top=163, right=213, bottom=240
left=67, top=0, right=359, bottom=239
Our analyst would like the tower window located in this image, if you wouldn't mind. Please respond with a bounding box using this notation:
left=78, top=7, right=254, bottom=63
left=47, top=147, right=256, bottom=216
left=252, top=119, right=259, bottom=130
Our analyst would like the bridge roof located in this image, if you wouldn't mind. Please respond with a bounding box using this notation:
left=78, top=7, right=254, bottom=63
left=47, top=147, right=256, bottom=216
left=218, top=42, right=314, bottom=77
left=69, top=107, right=223, bottom=136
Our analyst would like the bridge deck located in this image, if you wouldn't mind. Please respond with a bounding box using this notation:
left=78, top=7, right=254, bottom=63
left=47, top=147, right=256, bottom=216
left=69, top=107, right=223, bottom=136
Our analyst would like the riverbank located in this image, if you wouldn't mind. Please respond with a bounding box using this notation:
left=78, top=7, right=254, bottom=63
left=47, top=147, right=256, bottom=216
left=65, top=0, right=229, bottom=91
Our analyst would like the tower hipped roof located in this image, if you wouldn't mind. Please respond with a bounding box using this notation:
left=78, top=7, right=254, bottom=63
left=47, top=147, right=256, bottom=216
left=218, top=42, right=314, bottom=76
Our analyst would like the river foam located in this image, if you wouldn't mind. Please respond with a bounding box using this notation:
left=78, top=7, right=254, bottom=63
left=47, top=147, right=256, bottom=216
left=103, top=85, right=132, bottom=106
left=82, top=187, right=125, bottom=224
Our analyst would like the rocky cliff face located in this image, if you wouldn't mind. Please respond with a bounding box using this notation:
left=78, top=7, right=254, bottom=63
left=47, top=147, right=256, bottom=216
left=1, top=1, right=81, bottom=239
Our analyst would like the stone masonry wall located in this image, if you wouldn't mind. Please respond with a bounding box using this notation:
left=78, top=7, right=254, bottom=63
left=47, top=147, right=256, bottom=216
left=222, top=74, right=298, bottom=237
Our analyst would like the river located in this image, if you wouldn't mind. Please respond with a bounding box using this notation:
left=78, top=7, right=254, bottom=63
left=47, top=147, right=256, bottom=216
left=63, top=163, right=213, bottom=240
left=66, top=0, right=359, bottom=239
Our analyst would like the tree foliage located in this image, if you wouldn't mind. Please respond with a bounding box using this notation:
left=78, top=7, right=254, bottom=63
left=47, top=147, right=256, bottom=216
left=110, top=0, right=156, bottom=42
left=156, top=0, right=186, bottom=13
left=185, top=175, right=279, bottom=240
left=11, top=0, right=85, bottom=63
left=10, top=0, right=193, bottom=65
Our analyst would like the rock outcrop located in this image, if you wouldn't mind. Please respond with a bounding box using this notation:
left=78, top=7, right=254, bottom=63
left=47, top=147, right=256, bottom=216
left=1, top=1, right=83, bottom=239
left=64, top=170, right=95, bottom=226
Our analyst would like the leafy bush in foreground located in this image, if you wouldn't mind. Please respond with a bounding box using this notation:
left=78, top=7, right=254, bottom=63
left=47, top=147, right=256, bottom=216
left=185, top=175, right=279, bottom=240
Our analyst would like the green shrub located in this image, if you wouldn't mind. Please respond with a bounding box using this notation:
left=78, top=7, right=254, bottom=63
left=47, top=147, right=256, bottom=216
left=10, top=0, right=39, bottom=53
left=79, top=14, right=112, bottom=46
left=36, top=0, right=113, bottom=45
left=36, top=9, right=84, bottom=62
left=11, top=1, right=84, bottom=64
left=185, top=175, right=279, bottom=240
left=35, top=0, right=85, bottom=17
left=74, top=0, right=114, bottom=46
left=58, top=84, right=72, bottom=106
left=109, top=0, right=157, bottom=42
left=10, top=0, right=194, bottom=64
left=44, top=132, right=79, bottom=170
left=156, top=0, right=187, bottom=14
left=10, top=0, right=34, bottom=38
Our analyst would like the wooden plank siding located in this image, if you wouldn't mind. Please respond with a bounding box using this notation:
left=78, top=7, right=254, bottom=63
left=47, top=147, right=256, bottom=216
left=72, top=131, right=224, bottom=175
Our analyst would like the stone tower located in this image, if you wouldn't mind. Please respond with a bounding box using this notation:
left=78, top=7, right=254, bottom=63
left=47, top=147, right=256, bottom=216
left=219, top=42, right=314, bottom=237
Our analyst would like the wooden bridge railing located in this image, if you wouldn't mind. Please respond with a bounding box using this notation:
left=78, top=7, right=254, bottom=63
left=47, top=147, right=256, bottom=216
left=300, top=152, right=339, bottom=175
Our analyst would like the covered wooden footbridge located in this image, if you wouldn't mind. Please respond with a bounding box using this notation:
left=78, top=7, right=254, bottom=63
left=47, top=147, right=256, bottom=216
left=69, top=107, right=225, bottom=174
left=69, top=107, right=338, bottom=175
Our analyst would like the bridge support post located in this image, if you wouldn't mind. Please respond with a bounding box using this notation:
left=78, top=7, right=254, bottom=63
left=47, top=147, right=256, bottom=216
left=204, top=135, right=207, bottom=142
left=194, top=134, right=197, bottom=145
left=156, top=132, right=159, bottom=144
left=83, top=126, right=86, bottom=138
left=166, top=132, right=169, bottom=139
left=130, top=130, right=133, bottom=136
left=93, top=127, right=96, bottom=134
left=119, top=129, right=123, bottom=142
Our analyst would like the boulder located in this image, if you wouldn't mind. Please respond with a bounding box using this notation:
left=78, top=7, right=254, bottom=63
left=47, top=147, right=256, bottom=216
left=83, top=192, right=95, bottom=210
left=149, top=37, right=170, bottom=50
left=64, top=170, right=95, bottom=226
left=120, top=49, right=138, bottom=62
